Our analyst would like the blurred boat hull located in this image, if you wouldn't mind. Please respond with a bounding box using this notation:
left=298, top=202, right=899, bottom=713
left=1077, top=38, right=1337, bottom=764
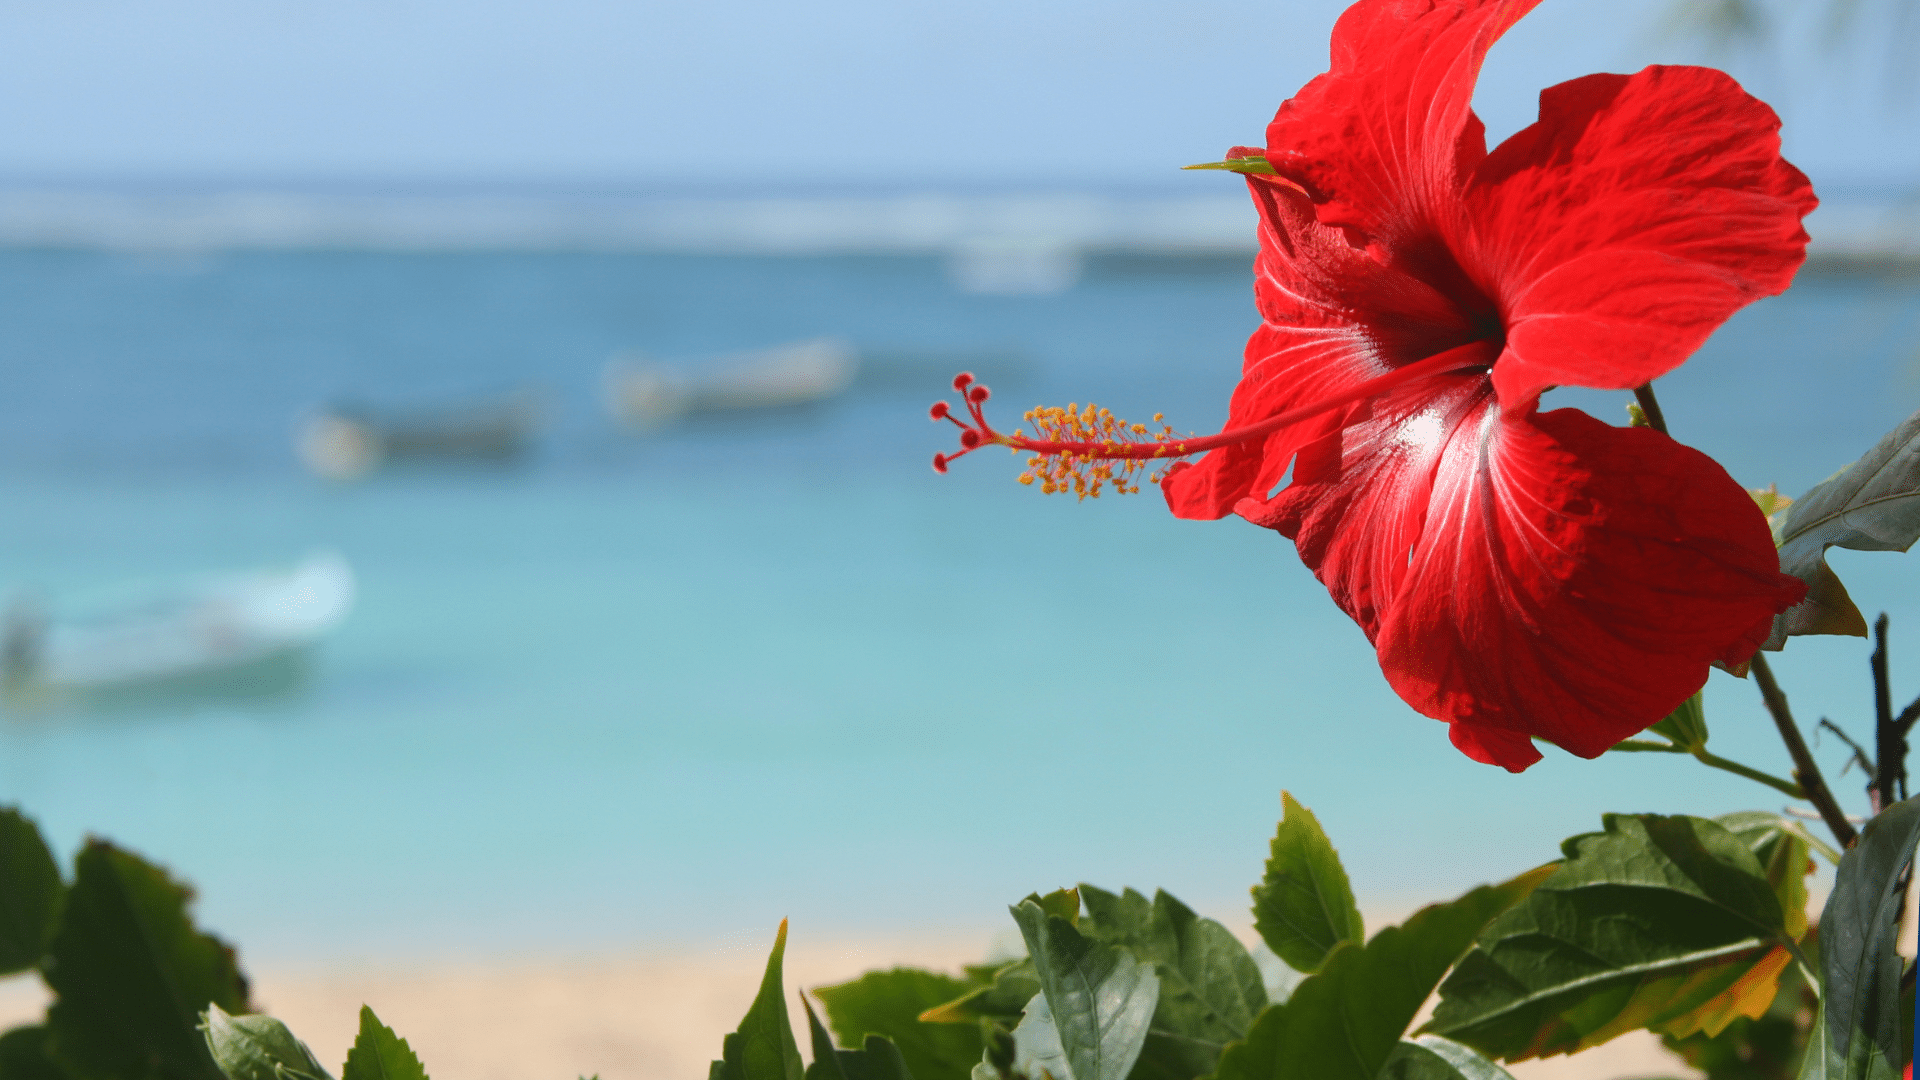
left=299, top=391, right=543, bottom=480
left=603, top=338, right=858, bottom=427
left=3, top=553, right=355, bottom=708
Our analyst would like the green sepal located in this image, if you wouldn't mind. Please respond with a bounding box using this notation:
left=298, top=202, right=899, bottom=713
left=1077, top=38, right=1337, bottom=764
left=1181, top=157, right=1276, bottom=175
left=1647, top=694, right=1710, bottom=751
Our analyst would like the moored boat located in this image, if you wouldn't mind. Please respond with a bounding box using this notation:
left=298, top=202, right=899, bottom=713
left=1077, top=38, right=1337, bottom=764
left=2, top=553, right=355, bottom=708
left=603, top=338, right=858, bottom=427
left=297, top=390, right=543, bottom=480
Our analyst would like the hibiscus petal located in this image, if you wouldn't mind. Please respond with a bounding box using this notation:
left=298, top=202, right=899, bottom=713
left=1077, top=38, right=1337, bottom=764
left=1163, top=174, right=1478, bottom=521
left=1241, top=396, right=1803, bottom=772
left=1262, top=0, right=1538, bottom=246
left=1466, top=66, right=1815, bottom=403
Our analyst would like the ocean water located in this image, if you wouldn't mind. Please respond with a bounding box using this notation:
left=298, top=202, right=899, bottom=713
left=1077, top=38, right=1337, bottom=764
left=0, top=247, right=1918, bottom=964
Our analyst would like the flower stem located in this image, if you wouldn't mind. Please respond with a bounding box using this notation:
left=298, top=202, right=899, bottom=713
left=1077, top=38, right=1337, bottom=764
left=1633, top=380, right=1858, bottom=847
left=1691, top=747, right=1807, bottom=799
left=1631, top=384, right=1668, bottom=436
left=1752, top=652, right=1858, bottom=847
left=1870, top=613, right=1906, bottom=808
left=1610, top=738, right=1805, bottom=798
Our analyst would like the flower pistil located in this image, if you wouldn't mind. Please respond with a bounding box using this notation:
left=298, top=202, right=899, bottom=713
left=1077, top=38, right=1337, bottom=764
left=931, top=340, right=1498, bottom=498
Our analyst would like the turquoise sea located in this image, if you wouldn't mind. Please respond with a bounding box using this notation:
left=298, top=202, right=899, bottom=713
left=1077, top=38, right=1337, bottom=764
left=1, top=247, right=1918, bottom=963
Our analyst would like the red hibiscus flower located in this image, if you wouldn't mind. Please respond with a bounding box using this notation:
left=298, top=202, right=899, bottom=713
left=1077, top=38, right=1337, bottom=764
left=934, top=0, right=1813, bottom=770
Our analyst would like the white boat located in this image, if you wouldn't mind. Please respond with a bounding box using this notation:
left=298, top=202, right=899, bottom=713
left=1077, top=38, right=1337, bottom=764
left=297, top=390, right=543, bottom=481
left=603, top=338, right=859, bottom=428
left=2, top=553, right=355, bottom=707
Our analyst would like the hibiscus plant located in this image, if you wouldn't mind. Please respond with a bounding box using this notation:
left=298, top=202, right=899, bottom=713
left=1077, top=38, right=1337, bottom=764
left=1, top=0, right=1919, bottom=1078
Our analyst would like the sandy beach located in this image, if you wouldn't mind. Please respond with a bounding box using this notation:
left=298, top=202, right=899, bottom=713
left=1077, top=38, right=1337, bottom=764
left=0, top=928, right=1699, bottom=1080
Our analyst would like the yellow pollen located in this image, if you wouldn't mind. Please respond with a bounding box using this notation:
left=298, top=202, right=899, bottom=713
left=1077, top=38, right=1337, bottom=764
left=1014, top=401, right=1186, bottom=500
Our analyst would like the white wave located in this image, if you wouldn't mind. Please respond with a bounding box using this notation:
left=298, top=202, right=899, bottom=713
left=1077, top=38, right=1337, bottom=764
left=0, top=187, right=1261, bottom=259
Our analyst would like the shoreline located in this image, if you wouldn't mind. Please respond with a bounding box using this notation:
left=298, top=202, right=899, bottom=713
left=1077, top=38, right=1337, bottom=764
left=0, top=927, right=1700, bottom=1080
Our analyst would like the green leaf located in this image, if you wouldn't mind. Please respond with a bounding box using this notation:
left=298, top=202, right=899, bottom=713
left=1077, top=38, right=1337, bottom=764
left=1028, top=889, right=1081, bottom=928
left=1717, top=812, right=1819, bottom=939
left=1816, top=796, right=1920, bottom=1080
left=1662, top=931, right=1819, bottom=1080
left=802, top=993, right=916, bottom=1080
left=711, top=920, right=806, bottom=1080
left=1429, top=815, right=1801, bottom=1063
left=1766, top=408, right=1920, bottom=649
left=340, top=1007, right=427, bottom=1080
left=44, top=839, right=250, bottom=1080
left=1212, top=868, right=1549, bottom=1080
left=1797, top=1001, right=1833, bottom=1080
left=0, top=1027, right=66, bottom=1080
left=812, top=969, right=983, bottom=1080
left=1009, top=993, right=1070, bottom=1080
left=1077, top=886, right=1266, bottom=1080
left=0, top=809, right=63, bottom=976
left=1648, top=694, right=1710, bottom=752
left=200, top=1006, right=332, bottom=1080
left=919, top=961, right=1038, bottom=1028
left=1250, top=793, right=1362, bottom=975
left=1378, top=1036, right=1519, bottom=1080
left=1008, top=899, right=1159, bottom=1080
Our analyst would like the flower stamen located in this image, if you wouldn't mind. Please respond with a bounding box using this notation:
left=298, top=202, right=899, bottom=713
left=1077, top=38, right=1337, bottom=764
left=928, top=340, right=1496, bottom=496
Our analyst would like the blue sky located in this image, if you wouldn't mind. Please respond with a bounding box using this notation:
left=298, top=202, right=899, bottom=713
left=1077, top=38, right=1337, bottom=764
left=0, top=0, right=1914, bottom=192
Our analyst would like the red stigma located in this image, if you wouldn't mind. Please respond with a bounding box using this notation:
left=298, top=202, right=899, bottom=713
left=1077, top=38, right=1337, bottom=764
left=932, top=453, right=950, bottom=473
left=929, top=401, right=951, bottom=421
left=953, top=372, right=975, bottom=391
left=967, top=385, right=990, bottom=404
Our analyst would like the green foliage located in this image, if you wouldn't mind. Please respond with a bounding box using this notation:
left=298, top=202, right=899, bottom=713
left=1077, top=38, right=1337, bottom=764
left=803, top=995, right=916, bottom=1080
left=1799, top=1001, right=1834, bottom=1080
left=1250, top=792, right=1362, bottom=975
left=0, top=809, right=63, bottom=977
left=1811, top=796, right=1920, bottom=1079
left=1767, top=406, right=1920, bottom=649
left=43, top=840, right=251, bottom=1080
left=711, top=921, right=807, bottom=1080
left=0, top=1028, right=64, bottom=1080
left=200, top=1005, right=332, bottom=1080
left=1428, top=814, right=1807, bottom=1063
left=1029, top=889, right=1080, bottom=927
left=919, top=961, right=1038, bottom=1029
left=1007, top=899, right=1159, bottom=1080
left=1077, top=886, right=1265, bottom=1080
left=813, top=969, right=983, bottom=1080
left=1378, top=1036, right=1519, bottom=1080
left=1211, top=868, right=1548, bottom=1080
left=341, top=1008, right=428, bottom=1080
left=1661, top=931, right=1818, bottom=1080
left=1717, top=811, right=1824, bottom=936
